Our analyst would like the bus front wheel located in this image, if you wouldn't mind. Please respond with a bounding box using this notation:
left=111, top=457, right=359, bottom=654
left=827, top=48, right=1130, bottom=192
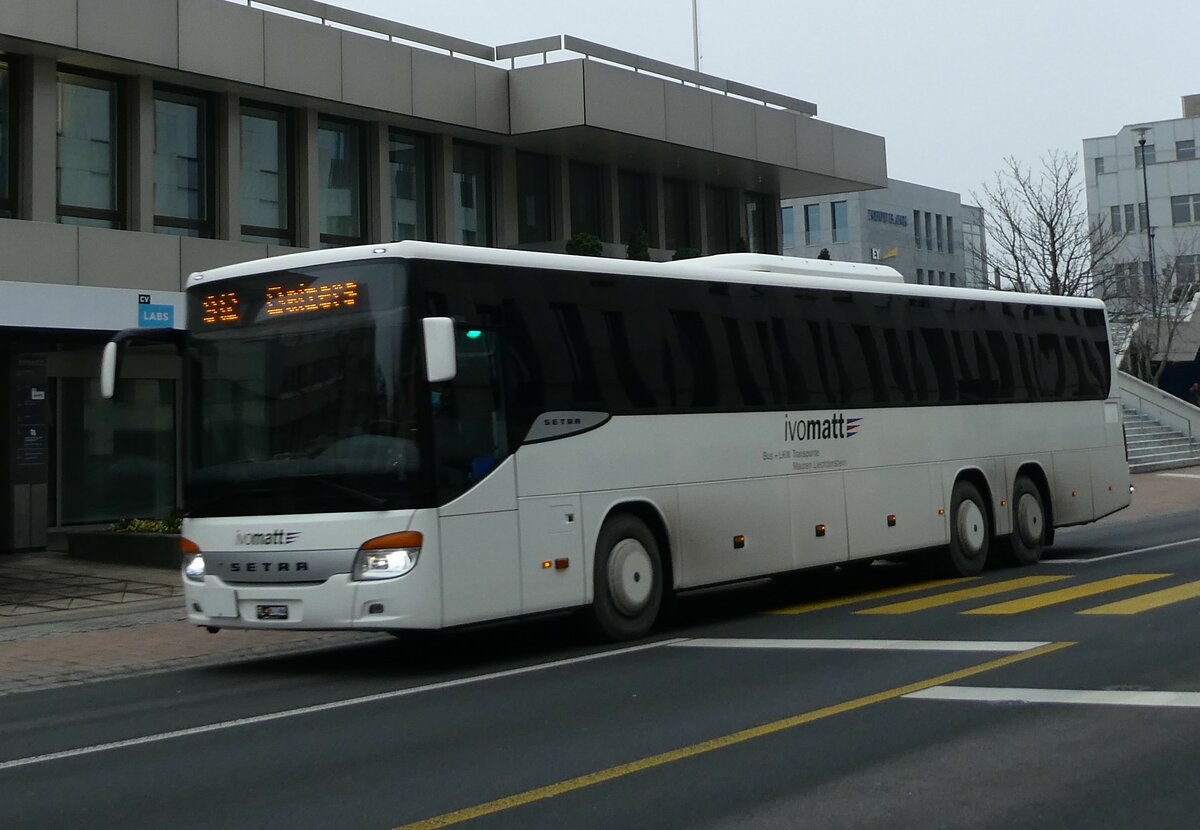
left=944, top=480, right=990, bottom=577
left=1007, top=475, right=1046, bottom=566
left=591, top=514, right=663, bottom=641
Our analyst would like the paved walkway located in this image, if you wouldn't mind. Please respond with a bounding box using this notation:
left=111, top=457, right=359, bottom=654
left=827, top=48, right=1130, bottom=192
left=0, top=467, right=1195, bottom=697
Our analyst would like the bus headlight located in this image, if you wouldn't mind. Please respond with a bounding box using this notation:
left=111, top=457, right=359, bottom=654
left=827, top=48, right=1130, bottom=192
left=353, top=531, right=423, bottom=581
left=182, top=538, right=205, bottom=582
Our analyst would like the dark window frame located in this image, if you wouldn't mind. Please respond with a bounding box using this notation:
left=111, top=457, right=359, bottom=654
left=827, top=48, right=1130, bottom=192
left=240, top=100, right=295, bottom=246
left=388, top=126, right=432, bottom=242
left=0, top=56, right=14, bottom=217
left=56, top=65, right=125, bottom=229
left=452, top=139, right=494, bottom=247
left=153, top=83, right=216, bottom=238
left=317, top=115, right=368, bottom=248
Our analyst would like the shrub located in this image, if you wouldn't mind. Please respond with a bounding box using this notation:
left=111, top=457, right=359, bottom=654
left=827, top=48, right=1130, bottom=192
left=565, top=232, right=603, bottom=257
left=111, top=515, right=182, bottom=534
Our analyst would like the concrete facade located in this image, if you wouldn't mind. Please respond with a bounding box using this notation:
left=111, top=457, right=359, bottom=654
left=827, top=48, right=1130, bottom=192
left=0, top=0, right=887, bottom=547
left=781, top=179, right=987, bottom=288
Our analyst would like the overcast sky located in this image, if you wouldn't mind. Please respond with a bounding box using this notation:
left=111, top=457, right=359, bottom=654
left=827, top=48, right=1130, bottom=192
left=317, top=0, right=1196, bottom=201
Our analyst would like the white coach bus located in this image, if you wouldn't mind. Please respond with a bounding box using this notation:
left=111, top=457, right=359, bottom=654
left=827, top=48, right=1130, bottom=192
left=102, top=242, right=1130, bottom=640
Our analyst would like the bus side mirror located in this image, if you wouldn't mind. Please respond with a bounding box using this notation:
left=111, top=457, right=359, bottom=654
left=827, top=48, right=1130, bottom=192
left=423, top=317, right=457, bottom=383
left=100, top=341, right=120, bottom=399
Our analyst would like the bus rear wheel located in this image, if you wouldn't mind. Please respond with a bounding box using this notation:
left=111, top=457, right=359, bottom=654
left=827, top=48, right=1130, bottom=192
left=591, top=514, right=663, bottom=641
left=943, top=480, right=990, bottom=577
left=1007, top=475, right=1046, bottom=565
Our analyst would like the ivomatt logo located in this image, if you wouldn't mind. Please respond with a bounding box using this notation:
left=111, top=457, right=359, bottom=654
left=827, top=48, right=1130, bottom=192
left=783, top=413, right=862, bottom=441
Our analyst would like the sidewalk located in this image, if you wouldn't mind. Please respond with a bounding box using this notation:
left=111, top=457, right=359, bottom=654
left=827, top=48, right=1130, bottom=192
left=0, top=466, right=1196, bottom=697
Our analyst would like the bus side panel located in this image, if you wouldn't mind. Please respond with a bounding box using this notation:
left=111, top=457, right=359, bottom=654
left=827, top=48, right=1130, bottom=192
left=1090, top=444, right=1132, bottom=519
left=440, top=458, right=522, bottom=626
left=1049, top=450, right=1096, bottom=526
left=676, top=478, right=791, bottom=588
left=845, top=465, right=944, bottom=558
left=789, top=471, right=849, bottom=568
left=518, top=495, right=586, bottom=614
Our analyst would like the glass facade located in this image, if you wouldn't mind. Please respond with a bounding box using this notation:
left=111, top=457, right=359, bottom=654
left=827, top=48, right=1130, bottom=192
left=805, top=204, right=821, bottom=246
left=746, top=192, right=768, bottom=252
left=618, top=170, right=653, bottom=248
left=780, top=205, right=794, bottom=249
left=0, top=59, right=10, bottom=217
left=318, top=118, right=363, bottom=246
left=57, top=71, right=119, bottom=228
left=389, top=129, right=427, bottom=241
left=240, top=104, right=291, bottom=245
left=453, top=141, right=490, bottom=246
left=706, top=186, right=732, bottom=253
left=664, top=179, right=692, bottom=251
left=154, top=88, right=210, bottom=237
left=831, top=200, right=848, bottom=243
left=60, top=377, right=176, bottom=524
left=516, top=151, right=552, bottom=244
left=569, top=161, right=602, bottom=238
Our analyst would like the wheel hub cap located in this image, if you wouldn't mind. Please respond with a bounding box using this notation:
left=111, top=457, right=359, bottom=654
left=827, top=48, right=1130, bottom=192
left=1016, top=493, right=1043, bottom=547
left=957, top=500, right=986, bottom=557
left=608, top=539, right=653, bottom=617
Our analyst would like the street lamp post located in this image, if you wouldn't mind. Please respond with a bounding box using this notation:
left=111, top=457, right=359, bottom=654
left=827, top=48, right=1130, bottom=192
left=1133, top=127, right=1156, bottom=288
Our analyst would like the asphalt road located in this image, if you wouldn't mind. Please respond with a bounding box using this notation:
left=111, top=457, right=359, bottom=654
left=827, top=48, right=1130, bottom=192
left=4, top=510, right=1200, bottom=830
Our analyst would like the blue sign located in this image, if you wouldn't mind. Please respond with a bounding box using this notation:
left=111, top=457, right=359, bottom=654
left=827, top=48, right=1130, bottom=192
left=867, top=209, right=908, bottom=227
left=139, top=304, right=175, bottom=328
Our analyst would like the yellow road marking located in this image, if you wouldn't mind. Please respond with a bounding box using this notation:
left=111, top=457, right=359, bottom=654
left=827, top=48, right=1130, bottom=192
left=964, top=574, right=1171, bottom=615
left=1079, top=580, right=1200, bottom=615
left=390, top=642, right=1074, bottom=830
left=767, top=577, right=976, bottom=615
left=856, top=575, right=1072, bottom=615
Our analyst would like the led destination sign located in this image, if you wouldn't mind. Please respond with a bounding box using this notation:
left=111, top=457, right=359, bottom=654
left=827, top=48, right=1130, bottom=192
left=199, top=281, right=360, bottom=326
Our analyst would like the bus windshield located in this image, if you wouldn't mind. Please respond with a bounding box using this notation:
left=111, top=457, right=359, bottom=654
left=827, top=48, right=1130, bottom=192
left=184, top=259, right=428, bottom=517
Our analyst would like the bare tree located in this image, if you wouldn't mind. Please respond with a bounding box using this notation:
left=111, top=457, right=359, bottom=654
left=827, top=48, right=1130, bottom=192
left=973, top=150, right=1124, bottom=296
left=1102, top=234, right=1200, bottom=386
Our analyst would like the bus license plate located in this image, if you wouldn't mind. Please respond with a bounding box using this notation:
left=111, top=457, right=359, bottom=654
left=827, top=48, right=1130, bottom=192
left=257, top=604, right=289, bottom=620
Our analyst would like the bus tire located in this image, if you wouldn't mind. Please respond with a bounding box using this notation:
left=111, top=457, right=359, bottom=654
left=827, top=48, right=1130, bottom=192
left=1007, top=475, right=1046, bottom=566
left=944, top=479, right=990, bottom=576
left=591, top=514, right=663, bottom=641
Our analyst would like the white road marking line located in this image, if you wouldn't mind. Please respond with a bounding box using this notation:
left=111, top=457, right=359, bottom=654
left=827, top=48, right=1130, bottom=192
left=672, top=638, right=1051, bottom=653
left=1156, top=473, right=1200, bottom=480
left=1043, top=536, right=1200, bottom=564
left=0, top=638, right=686, bottom=772
left=907, top=686, right=1200, bottom=708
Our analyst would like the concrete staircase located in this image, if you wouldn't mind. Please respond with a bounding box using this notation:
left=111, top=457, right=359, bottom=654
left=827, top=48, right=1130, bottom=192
left=1122, top=405, right=1200, bottom=473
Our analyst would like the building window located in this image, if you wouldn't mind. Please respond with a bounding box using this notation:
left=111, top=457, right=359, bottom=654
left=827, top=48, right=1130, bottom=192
left=949, top=272, right=957, bottom=286
left=57, top=70, right=120, bottom=228
left=936, top=214, right=944, bottom=253
left=780, top=205, right=794, bottom=249
left=1172, top=194, right=1200, bottom=225
left=569, top=161, right=603, bottom=239
left=946, top=216, right=954, bottom=254
left=1175, top=255, right=1200, bottom=301
left=913, top=210, right=920, bottom=247
left=830, top=200, right=848, bottom=243
left=453, top=141, right=491, bottom=246
left=805, top=203, right=821, bottom=246
left=746, top=192, right=769, bottom=252
left=1138, top=202, right=1148, bottom=231
left=938, top=271, right=946, bottom=285
left=1124, top=204, right=1136, bottom=231
left=1110, top=205, right=1122, bottom=233
left=240, top=103, right=292, bottom=245
left=1093, top=156, right=1105, bottom=176
left=618, top=170, right=653, bottom=248
left=318, top=118, right=364, bottom=246
left=924, top=211, right=933, bottom=250
left=153, top=88, right=211, bottom=237
left=389, top=129, right=427, bottom=242
left=1135, top=144, right=1156, bottom=167
left=516, top=151, right=552, bottom=245
left=0, top=58, right=12, bottom=217
left=916, top=268, right=924, bottom=284
left=664, top=179, right=693, bottom=251
left=707, top=186, right=733, bottom=253
left=1177, top=139, right=1196, bottom=161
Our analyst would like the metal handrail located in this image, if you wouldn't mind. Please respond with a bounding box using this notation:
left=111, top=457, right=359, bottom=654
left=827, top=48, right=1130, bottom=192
left=240, top=1, right=817, bottom=116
